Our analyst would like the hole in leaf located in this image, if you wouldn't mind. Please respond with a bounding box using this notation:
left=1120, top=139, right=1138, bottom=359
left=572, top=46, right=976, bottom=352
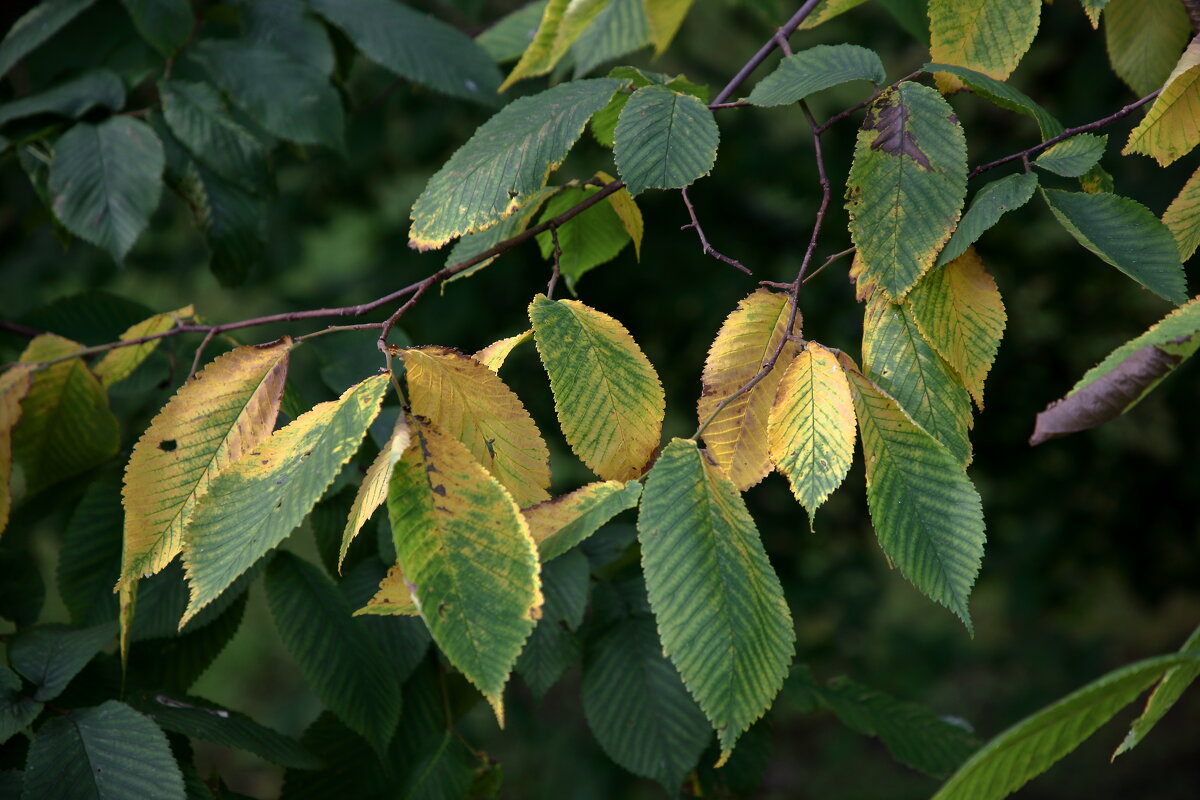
left=158, top=440, right=177, bottom=452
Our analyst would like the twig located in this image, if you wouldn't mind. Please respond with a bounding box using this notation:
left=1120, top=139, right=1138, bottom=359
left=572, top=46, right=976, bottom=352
left=711, top=0, right=826, bottom=105
left=0, top=320, right=44, bottom=338
left=188, top=329, right=217, bottom=379
left=801, top=246, right=855, bottom=286
left=680, top=187, right=752, bottom=275
left=546, top=225, right=562, bottom=298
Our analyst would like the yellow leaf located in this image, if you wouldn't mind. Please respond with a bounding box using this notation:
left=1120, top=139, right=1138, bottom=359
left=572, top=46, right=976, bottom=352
left=697, top=289, right=801, bottom=490
left=1164, top=165, right=1200, bottom=261
left=402, top=346, right=551, bottom=507
left=499, top=0, right=607, bottom=92
left=1124, top=40, right=1200, bottom=167
left=338, top=414, right=411, bottom=573
left=907, top=247, right=1007, bottom=410
left=473, top=330, right=532, bottom=372
left=596, top=170, right=643, bottom=259
left=93, top=305, right=194, bottom=388
left=644, top=0, right=695, bottom=56
left=768, top=343, right=856, bottom=528
left=523, top=479, right=642, bottom=561
left=355, top=563, right=419, bottom=616
left=0, top=365, right=33, bottom=538
left=929, top=0, right=1041, bottom=92
left=848, top=250, right=878, bottom=303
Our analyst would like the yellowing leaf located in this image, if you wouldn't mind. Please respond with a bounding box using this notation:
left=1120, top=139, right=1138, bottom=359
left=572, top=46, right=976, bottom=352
left=1164, top=165, right=1200, bottom=261
left=121, top=339, right=292, bottom=586
left=798, top=0, right=870, bottom=30
left=500, top=0, right=606, bottom=91
left=93, top=304, right=194, bottom=388
left=644, top=0, right=694, bottom=55
left=338, top=414, right=411, bottom=572
left=1104, top=0, right=1192, bottom=97
left=529, top=294, right=664, bottom=481
left=929, top=0, right=1041, bottom=92
left=0, top=365, right=33, bottom=538
left=908, top=247, right=1007, bottom=410
left=13, top=334, right=119, bottom=497
left=473, top=330, right=532, bottom=372
left=403, top=346, right=550, bottom=507
left=597, top=170, right=643, bottom=259
left=387, top=415, right=542, bottom=723
left=181, top=374, right=389, bottom=626
left=356, top=563, right=418, bottom=616
left=1124, top=40, right=1200, bottom=166
left=768, top=343, right=856, bottom=528
left=523, top=479, right=642, bottom=561
left=697, top=289, right=800, bottom=490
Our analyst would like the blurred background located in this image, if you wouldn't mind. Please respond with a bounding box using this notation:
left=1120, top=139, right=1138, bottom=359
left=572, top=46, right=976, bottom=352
left=1, top=0, right=1198, bottom=797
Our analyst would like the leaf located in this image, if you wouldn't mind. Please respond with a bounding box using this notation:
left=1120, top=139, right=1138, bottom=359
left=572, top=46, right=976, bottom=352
left=638, top=438, right=795, bottom=759
left=797, top=0, right=871, bottom=29
left=909, top=247, right=1007, bottom=409
left=13, top=335, right=119, bottom=496
left=929, top=0, right=1041, bottom=91
left=841, top=353, right=985, bottom=631
left=500, top=0, right=606, bottom=90
left=1030, top=296, right=1200, bottom=444
left=1041, top=188, right=1187, bottom=304
left=473, top=330, right=532, bottom=372
left=516, top=548, right=589, bottom=698
left=597, top=170, right=644, bottom=258
left=9, top=622, right=115, bottom=701
left=176, top=160, right=267, bottom=288
left=127, top=590, right=249, bottom=695
left=1034, top=134, right=1108, bottom=178
left=1115, top=624, right=1200, bottom=757
left=444, top=187, right=558, bottom=280
left=862, top=296, right=974, bottom=465
left=697, top=289, right=801, bottom=490
left=403, top=346, right=550, bottom=507
left=529, top=294, right=664, bottom=481
left=0, top=0, right=98, bottom=78
left=265, top=552, right=402, bottom=755
left=746, top=44, right=885, bottom=107
left=0, top=546, right=44, bottom=628
left=523, top=480, right=642, bottom=561
left=768, top=342, right=857, bottom=527
left=121, top=339, right=291, bottom=586
left=583, top=613, right=711, bottom=793
left=1164, top=165, right=1200, bottom=261
left=613, top=84, right=719, bottom=195
left=93, top=305, right=192, bottom=388
left=309, top=0, right=502, bottom=104
left=932, top=654, right=1199, bottom=800
left=846, top=81, right=968, bottom=300
left=535, top=185, right=632, bottom=289
left=23, top=700, right=185, bottom=800
left=181, top=374, right=389, bottom=625
left=120, top=0, right=192, bottom=56
left=477, top=1, right=548, bottom=63
left=339, top=557, right=431, bottom=683
left=0, top=69, right=124, bottom=127
left=644, top=0, right=694, bottom=54
left=0, top=366, right=32, bottom=537
left=160, top=79, right=269, bottom=194
left=1104, top=0, right=1192, bottom=97
left=938, top=173, right=1037, bottom=267
left=338, top=414, right=410, bottom=572
left=190, top=38, right=344, bottom=151
left=569, top=0, right=651, bottom=77
left=922, top=63, right=1062, bottom=139
left=58, top=475, right=122, bottom=625
left=409, top=78, right=623, bottom=250
left=1124, top=40, right=1200, bottom=166
left=1079, top=0, right=1109, bottom=27
left=0, top=664, right=42, bottom=745
left=49, top=118, right=165, bottom=262
left=591, top=66, right=709, bottom=148
left=357, top=562, right=419, bottom=616
left=236, top=0, right=335, bottom=78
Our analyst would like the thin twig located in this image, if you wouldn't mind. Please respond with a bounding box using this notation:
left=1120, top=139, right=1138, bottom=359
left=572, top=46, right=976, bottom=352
left=546, top=225, right=562, bottom=298
left=188, top=329, right=217, bottom=379
left=802, top=246, right=855, bottom=286
left=680, top=187, right=752, bottom=275
left=711, top=0, right=826, bottom=105
left=0, top=320, right=44, bottom=338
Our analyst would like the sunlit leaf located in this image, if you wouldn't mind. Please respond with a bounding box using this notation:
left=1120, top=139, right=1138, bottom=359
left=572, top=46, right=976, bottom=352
left=569, top=0, right=652, bottom=77
left=747, top=44, right=885, bottom=107
left=1104, top=0, right=1191, bottom=96
left=93, top=305, right=192, bottom=388
left=338, top=414, right=410, bottom=572
left=1163, top=165, right=1200, bottom=261
left=614, top=84, right=718, bottom=195
left=1079, top=0, right=1109, bottom=28
left=523, top=479, right=642, bottom=561
left=0, top=365, right=33, bottom=538
left=929, top=0, right=1040, bottom=91
left=477, top=1, right=548, bottom=63
left=1124, top=40, right=1200, bottom=166
left=591, top=66, right=709, bottom=148
left=597, top=170, right=644, bottom=258
left=473, top=330, right=533, bottom=372
left=938, top=173, right=1038, bottom=267
left=797, top=0, right=870, bottom=30
left=644, top=0, right=695, bottom=55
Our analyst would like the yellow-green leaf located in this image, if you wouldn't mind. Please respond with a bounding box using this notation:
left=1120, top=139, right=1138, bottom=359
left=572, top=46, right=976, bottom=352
left=523, top=479, right=642, bottom=561
left=338, top=414, right=411, bottom=572
left=181, top=374, right=389, bottom=626
left=908, top=247, right=1007, bottom=410
left=644, top=0, right=694, bottom=54
left=500, top=0, right=607, bottom=91
left=597, top=169, right=643, bottom=259
left=1124, top=40, right=1200, bottom=167
left=768, top=343, right=856, bottom=528
left=697, top=289, right=800, bottom=490
left=92, top=304, right=194, bottom=388
left=13, top=335, right=119, bottom=497
left=798, top=0, right=870, bottom=30
left=1164, top=165, right=1200, bottom=261
left=403, top=346, right=550, bottom=507
left=929, top=0, right=1041, bottom=92
left=529, top=294, right=664, bottom=481
left=355, top=563, right=419, bottom=616
left=0, top=365, right=33, bottom=538
left=1104, top=0, right=1192, bottom=96
left=387, top=415, right=542, bottom=723
left=473, top=330, right=532, bottom=373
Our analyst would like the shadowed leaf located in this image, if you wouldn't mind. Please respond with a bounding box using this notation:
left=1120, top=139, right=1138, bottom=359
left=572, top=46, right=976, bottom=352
left=747, top=44, right=884, bottom=107
left=1104, top=0, right=1191, bottom=96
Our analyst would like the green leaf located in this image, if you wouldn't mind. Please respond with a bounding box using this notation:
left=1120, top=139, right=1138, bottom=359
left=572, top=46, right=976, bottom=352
left=9, top=622, right=115, bottom=701
left=1033, top=134, right=1107, bottom=177
left=57, top=476, right=121, bottom=625
left=175, top=161, right=266, bottom=289
left=862, top=295, right=974, bottom=466
left=13, top=335, right=119, bottom=496
left=932, top=654, right=1200, bottom=800
left=1031, top=296, right=1200, bottom=444
left=846, top=81, right=967, bottom=300
left=923, top=63, right=1063, bottom=139
left=938, top=173, right=1038, bottom=266
left=638, top=438, right=795, bottom=759
left=500, top=0, right=608, bottom=89
left=841, top=353, right=985, bottom=632
left=190, top=39, right=344, bottom=151
left=535, top=185, right=631, bottom=289
left=23, top=700, right=185, bottom=800
left=48, top=118, right=165, bottom=262
left=477, top=1, right=548, bottom=63
left=0, top=664, right=41, bottom=745
left=444, top=187, right=558, bottom=279
left=310, top=0, right=502, bottom=104
left=583, top=613, right=711, bottom=793
left=265, top=552, right=402, bottom=756
left=1115, top=624, right=1200, bottom=757
left=181, top=374, right=389, bottom=625
left=613, top=84, right=718, bottom=195
left=0, top=546, right=44, bottom=628
left=338, top=557, right=431, bottom=685
left=1164, top=165, right=1200, bottom=261
left=338, top=415, right=409, bottom=572
left=516, top=548, right=589, bottom=698
left=797, top=0, right=871, bottom=29
left=126, top=590, right=248, bottom=694
left=523, top=479, right=642, bottom=562
left=929, top=0, right=1040, bottom=88
left=280, top=713, right=389, bottom=800
left=0, top=0, right=99, bottom=78
left=746, top=44, right=885, bottom=107
left=0, top=69, right=124, bottom=128
left=409, top=78, right=623, bottom=250
left=529, top=295, right=664, bottom=481
left=1104, top=0, right=1191, bottom=96
left=570, top=0, right=651, bottom=77
left=160, top=79, right=269, bottom=194
left=120, top=0, right=192, bottom=56
left=591, top=66, right=710, bottom=148
left=644, top=0, right=694, bottom=54
left=1041, top=189, right=1187, bottom=304
left=235, top=0, right=335, bottom=78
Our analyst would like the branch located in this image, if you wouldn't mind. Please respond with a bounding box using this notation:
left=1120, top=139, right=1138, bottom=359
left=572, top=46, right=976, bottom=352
left=546, top=225, right=563, bottom=298
left=680, top=186, right=752, bottom=275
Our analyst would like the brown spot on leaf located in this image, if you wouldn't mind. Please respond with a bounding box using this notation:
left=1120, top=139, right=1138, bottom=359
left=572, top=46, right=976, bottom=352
left=158, top=440, right=177, bottom=452
left=866, top=96, right=933, bottom=170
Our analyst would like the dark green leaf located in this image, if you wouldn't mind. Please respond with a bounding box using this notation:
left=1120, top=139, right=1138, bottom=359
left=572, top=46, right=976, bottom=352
left=0, top=70, right=124, bottom=128
left=119, top=0, right=192, bottom=56
left=0, top=0, right=99, bottom=78
left=0, top=665, right=41, bottom=745
left=0, top=546, right=44, bottom=628
left=1033, top=134, right=1107, bottom=178
left=339, top=556, right=431, bottom=686
left=235, top=0, right=334, bottom=77
left=280, top=713, right=388, bottom=800
left=1115, top=624, right=1200, bottom=756
left=516, top=548, right=589, bottom=698
left=747, top=44, right=885, bottom=107
left=477, top=1, right=548, bottom=63
left=57, top=474, right=122, bottom=626
left=571, top=0, right=651, bottom=77
left=924, top=62, right=1063, bottom=139
left=160, top=79, right=269, bottom=194
left=177, top=161, right=266, bottom=288
left=938, top=173, right=1037, bottom=266
left=126, top=590, right=248, bottom=694
left=592, top=66, right=709, bottom=148
left=614, top=84, right=719, bottom=195
left=8, top=622, right=115, bottom=702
